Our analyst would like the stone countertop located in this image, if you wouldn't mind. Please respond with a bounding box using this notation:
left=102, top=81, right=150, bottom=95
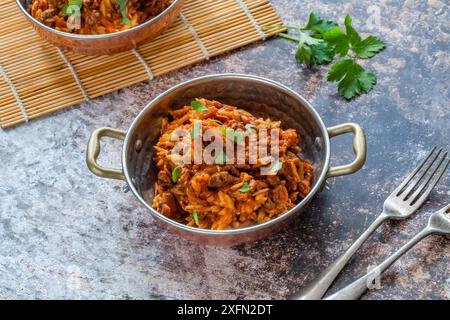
left=0, top=0, right=449, bottom=300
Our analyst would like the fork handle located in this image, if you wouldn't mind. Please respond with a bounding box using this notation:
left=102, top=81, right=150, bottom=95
left=325, top=227, right=433, bottom=300
left=290, top=213, right=387, bottom=300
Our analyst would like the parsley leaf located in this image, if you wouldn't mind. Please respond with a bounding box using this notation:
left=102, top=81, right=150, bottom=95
left=327, top=59, right=377, bottom=100
left=323, top=17, right=385, bottom=59
left=303, top=12, right=339, bottom=34
left=344, top=15, right=361, bottom=45
left=238, top=182, right=250, bottom=193
left=171, top=166, right=181, bottom=183
left=295, top=45, right=313, bottom=66
left=322, top=27, right=350, bottom=57
left=191, top=101, right=208, bottom=112
left=352, top=36, right=386, bottom=59
left=344, top=16, right=385, bottom=59
left=192, top=211, right=200, bottom=226
left=295, top=33, right=334, bottom=67
left=309, top=42, right=334, bottom=65
left=299, top=32, right=322, bottom=46
left=327, top=59, right=353, bottom=81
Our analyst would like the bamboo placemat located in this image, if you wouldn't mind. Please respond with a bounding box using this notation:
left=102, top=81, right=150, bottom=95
left=0, top=0, right=283, bottom=128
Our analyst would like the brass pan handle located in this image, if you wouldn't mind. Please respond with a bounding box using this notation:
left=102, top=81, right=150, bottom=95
left=86, top=127, right=126, bottom=181
left=327, top=123, right=367, bottom=178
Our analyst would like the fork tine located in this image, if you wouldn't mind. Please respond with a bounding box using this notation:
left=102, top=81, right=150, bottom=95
left=442, top=203, right=450, bottom=213
left=401, top=148, right=444, bottom=200
left=410, top=155, right=449, bottom=206
left=392, top=146, right=438, bottom=196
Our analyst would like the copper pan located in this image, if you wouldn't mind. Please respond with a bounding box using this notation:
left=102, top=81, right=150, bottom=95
left=16, top=0, right=185, bottom=56
left=86, top=74, right=367, bottom=246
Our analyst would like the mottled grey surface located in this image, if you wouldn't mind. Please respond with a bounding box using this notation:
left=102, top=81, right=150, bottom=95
left=0, top=0, right=449, bottom=300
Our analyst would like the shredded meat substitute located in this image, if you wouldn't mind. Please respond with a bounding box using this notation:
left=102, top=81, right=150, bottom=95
left=152, top=99, right=314, bottom=230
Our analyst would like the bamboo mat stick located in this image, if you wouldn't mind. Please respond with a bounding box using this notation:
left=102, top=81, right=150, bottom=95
left=0, top=0, right=283, bottom=128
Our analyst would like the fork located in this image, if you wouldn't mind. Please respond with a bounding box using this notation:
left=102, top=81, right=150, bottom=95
left=325, top=203, right=450, bottom=299
left=290, top=146, right=449, bottom=300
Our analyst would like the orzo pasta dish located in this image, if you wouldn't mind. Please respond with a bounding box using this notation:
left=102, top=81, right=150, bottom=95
left=152, top=99, right=314, bottom=230
left=28, top=0, right=173, bottom=34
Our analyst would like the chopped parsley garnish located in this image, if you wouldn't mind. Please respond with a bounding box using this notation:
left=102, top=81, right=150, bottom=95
left=210, top=119, right=224, bottom=125
left=191, top=101, right=208, bottom=112
left=62, top=0, right=83, bottom=15
left=192, top=211, right=200, bottom=226
left=238, top=182, right=250, bottom=193
left=171, top=166, right=181, bottom=183
left=115, top=0, right=131, bottom=25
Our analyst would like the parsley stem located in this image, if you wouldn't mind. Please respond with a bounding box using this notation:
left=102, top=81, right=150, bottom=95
left=262, top=25, right=303, bottom=42
left=277, top=33, right=300, bottom=42
left=261, top=25, right=301, bottom=31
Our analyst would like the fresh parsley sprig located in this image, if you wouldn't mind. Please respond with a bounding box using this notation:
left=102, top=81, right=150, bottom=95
left=263, top=12, right=386, bottom=100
